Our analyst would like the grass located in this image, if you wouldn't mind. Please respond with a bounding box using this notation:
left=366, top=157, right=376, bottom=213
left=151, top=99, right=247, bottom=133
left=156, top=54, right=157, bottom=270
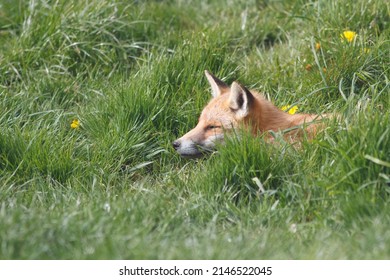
left=0, top=0, right=389, bottom=259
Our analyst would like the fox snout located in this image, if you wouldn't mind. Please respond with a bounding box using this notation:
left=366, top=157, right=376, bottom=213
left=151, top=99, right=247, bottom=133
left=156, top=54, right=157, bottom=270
left=172, top=135, right=218, bottom=158
left=172, top=138, right=204, bottom=158
left=172, top=140, right=181, bottom=150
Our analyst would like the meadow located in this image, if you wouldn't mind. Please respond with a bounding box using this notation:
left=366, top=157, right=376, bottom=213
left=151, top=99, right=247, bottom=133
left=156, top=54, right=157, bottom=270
left=0, top=0, right=389, bottom=259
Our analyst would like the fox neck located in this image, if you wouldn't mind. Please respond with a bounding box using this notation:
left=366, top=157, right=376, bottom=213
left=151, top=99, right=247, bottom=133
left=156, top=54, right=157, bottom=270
left=244, top=94, right=309, bottom=134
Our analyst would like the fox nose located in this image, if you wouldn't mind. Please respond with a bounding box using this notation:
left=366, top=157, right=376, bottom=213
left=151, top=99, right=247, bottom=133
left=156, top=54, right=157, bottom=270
left=172, top=140, right=181, bottom=150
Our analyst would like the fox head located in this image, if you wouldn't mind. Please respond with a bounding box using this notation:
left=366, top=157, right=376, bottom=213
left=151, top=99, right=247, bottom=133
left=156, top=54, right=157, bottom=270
left=173, top=70, right=255, bottom=158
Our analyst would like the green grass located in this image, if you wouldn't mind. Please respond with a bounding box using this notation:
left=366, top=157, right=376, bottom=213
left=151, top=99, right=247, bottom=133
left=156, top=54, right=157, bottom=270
left=0, top=0, right=389, bottom=259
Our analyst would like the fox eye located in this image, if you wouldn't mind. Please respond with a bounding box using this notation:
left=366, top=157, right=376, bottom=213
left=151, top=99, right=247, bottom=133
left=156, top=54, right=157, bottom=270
left=206, top=125, right=221, bottom=130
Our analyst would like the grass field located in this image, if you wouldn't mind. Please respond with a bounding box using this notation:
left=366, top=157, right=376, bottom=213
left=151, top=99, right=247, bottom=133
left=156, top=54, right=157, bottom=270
left=0, top=0, right=389, bottom=259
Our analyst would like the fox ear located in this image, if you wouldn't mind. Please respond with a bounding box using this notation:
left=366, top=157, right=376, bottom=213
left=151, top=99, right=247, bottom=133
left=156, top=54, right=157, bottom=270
left=229, top=82, right=254, bottom=118
left=205, top=70, right=228, bottom=98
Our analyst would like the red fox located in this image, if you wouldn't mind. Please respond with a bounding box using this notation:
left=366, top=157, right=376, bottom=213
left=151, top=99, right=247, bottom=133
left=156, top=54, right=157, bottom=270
left=173, top=71, right=328, bottom=158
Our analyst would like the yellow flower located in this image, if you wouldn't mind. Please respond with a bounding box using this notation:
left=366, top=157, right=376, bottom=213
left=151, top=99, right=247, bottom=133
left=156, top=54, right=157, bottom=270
left=281, top=105, right=298, bottom=115
left=341, top=30, right=357, bottom=43
left=315, top=42, right=321, bottom=50
left=70, top=119, right=80, bottom=129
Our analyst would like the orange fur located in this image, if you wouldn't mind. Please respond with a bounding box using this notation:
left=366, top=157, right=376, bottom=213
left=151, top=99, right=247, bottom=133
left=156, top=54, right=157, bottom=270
left=173, top=71, right=328, bottom=158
